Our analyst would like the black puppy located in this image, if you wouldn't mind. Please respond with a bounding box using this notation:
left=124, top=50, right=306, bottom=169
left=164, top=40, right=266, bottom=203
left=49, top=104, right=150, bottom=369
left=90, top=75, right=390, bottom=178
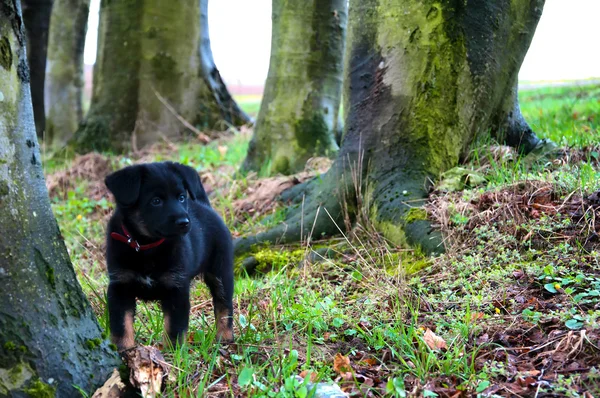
left=104, top=161, right=234, bottom=350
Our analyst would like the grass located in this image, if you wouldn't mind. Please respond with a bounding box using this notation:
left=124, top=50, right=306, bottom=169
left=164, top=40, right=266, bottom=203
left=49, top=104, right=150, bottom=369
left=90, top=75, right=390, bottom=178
left=234, top=94, right=262, bottom=118
left=519, top=83, right=600, bottom=147
left=47, top=84, right=600, bottom=397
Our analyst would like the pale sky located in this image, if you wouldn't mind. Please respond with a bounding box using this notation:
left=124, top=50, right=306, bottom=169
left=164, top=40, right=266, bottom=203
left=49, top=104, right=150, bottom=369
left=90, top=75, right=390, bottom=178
left=83, top=0, right=600, bottom=86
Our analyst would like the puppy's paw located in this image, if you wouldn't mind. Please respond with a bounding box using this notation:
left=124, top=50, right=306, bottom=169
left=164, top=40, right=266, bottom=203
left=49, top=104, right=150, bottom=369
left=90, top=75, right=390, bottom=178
left=216, top=326, right=234, bottom=344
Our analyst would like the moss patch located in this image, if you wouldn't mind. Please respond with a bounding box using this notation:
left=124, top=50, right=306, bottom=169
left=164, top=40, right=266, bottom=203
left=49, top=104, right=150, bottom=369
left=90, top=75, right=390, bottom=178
left=85, top=338, right=102, bottom=350
left=0, top=37, right=12, bottom=71
left=404, top=207, right=429, bottom=224
left=23, top=378, right=56, bottom=398
left=0, top=362, right=34, bottom=395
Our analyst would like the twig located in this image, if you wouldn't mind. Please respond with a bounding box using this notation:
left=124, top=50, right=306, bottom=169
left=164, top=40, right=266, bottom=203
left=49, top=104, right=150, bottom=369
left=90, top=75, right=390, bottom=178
left=151, top=86, right=211, bottom=144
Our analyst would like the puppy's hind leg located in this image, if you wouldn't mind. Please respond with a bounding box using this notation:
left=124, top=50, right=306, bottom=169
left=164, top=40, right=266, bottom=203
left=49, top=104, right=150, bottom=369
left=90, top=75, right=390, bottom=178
left=204, top=271, right=234, bottom=343
left=161, top=286, right=191, bottom=348
left=108, top=283, right=137, bottom=351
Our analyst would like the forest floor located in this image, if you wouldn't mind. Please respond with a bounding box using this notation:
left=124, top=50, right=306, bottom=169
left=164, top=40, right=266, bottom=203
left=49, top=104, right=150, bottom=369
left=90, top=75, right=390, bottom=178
left=43, top=84, right=600, bottom=397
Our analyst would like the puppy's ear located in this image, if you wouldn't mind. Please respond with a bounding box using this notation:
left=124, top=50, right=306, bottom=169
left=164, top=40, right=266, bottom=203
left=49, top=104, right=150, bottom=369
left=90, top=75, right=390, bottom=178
left=105, top=165, right=142, bottom=207
left=168, top=162, right=209, bottom=203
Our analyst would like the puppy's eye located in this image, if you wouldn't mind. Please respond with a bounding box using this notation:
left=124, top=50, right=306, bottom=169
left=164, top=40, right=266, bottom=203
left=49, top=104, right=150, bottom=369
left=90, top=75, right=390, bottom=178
left=150, top=197, right=162, bottom=206
left=178, top=194, right=186, bottom=203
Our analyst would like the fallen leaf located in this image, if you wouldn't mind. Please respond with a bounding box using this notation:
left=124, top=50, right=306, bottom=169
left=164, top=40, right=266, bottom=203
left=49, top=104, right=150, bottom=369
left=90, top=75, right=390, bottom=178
left=513, top=270, right=525, bottom=279
left=122, top=346, right=171, bottom=398
left=470, top=312, right=485, bottom=322
left=92, top=369, right=127, bottom=398
left=299, top=370, right=318, bottom=382
left=218, top=145, right=228, bottom=157
left=517, top=376, right=537, bottom=387
left=520, top=370, right=541, bottom=377
left=333, top=353, right=352, bottom=374
left=423, top=328, right=448, bottom=350
left=360, top=357, right=378, bottom=366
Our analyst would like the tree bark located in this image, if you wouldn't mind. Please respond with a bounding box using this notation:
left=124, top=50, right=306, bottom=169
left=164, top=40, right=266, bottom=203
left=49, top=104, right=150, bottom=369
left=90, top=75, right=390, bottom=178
left=235, top=0, right=545, bottom=256
left=44, top=0, right=90, bottom=149
left=71, top=0, right=249, bottom=154
left=21, top=0, right=53, bottom=140
left=0, top=2, right=119, bottom=396
left=242, top=0, right=347, bottom=175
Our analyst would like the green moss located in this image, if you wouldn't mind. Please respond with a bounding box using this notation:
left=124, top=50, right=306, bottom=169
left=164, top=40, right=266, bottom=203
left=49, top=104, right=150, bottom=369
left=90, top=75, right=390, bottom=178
left=85, top=338, right=102, bottom=350
left=249, top=247, right=305, bottom=274
left=272, top=156, right=291, bottom=175
left=46, top=267, right=55, bottom=288
left=71, top=116, right=114, bottom=153
left=0, top=362, right=34, bottom=395
left=0, top=180, right=8, bottom=197
left=0, top=36, right=12, bottom=71
left=23, top=379, right=56, bottom=398
left=151, top=52, right=177, bottom=81
left=374, top=220, right=408, bottom=247
left=382, top=250, right=431, bottom=275
left=404, top=207, right=428, bottom=224
left=3, top=342, right=16, bottom=351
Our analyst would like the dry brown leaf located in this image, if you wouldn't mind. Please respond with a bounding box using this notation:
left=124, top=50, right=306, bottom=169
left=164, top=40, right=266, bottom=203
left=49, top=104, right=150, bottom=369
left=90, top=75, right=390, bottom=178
left=232, top=157, right=332, bottom=221
left=299, top=370, right=318, bottom=382
left=333, top=353, right=352, bottom=374
left=423, top=328, right=448, bottom=351
left=122, top=346, right=171, bottom=398
left=360, top=357, right=378, bottom=366
left=470, top=312, right=485, bottom=322
left=92, top=369, right=127, bottom=398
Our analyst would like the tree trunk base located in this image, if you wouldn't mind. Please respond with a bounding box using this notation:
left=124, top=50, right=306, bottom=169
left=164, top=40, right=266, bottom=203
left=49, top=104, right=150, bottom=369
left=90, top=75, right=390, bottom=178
left=234, top=167, right=444, bottom=257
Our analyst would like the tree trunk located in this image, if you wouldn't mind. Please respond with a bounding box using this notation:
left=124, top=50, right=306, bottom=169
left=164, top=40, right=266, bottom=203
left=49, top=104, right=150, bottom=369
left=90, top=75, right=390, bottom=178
left=44, top=0, right=90, bottom=149
left=0, top=2, right=119, bottom=396
left=242, top=0, right=347, bottom=175
left=71, top=0, right=249, bottom=154
left=235, top=0, right=545, bottom=256
left=21, top=0, right=53, bottom=140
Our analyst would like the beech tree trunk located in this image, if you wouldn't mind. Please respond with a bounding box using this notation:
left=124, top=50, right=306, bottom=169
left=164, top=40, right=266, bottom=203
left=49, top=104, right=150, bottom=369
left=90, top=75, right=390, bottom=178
left=45, top=0, right=90, bottom=149
left=0, top=2, right=119, bottom=396
left=21, top=0, right=53, bottom=140
left=242, top=0, right=347, bottom=175
left=235, top=0, right=545, bottom=256
left=71, top=0, right=249, bottom=153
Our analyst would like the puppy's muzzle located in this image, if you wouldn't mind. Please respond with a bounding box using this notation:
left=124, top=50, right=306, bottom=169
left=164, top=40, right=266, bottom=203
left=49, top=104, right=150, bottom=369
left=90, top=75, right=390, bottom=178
left=175, top=217, right=191, bottom=233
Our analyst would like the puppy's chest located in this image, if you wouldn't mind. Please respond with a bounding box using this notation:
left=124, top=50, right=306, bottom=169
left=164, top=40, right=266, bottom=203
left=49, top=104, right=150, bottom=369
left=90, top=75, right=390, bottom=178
left=112, top=259, right=185, bottom=290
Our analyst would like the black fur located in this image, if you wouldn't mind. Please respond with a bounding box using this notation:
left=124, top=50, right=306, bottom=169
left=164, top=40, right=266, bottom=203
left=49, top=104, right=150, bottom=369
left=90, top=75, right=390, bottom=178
left=104, top=162, right=234, bottom=350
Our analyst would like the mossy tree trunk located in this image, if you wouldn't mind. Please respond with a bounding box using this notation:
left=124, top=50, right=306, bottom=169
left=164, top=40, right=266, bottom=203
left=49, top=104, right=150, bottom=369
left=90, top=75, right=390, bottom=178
left=45, top=0, right=90, bottom=149
left=0, top=2, right=119, bottom=396
left=21, top=0, right=53, bottom=140
left=235, top=0, right=545, bottom=256
left=72, top=0, right=249, bottom=153
left=242, top=0, right=348, bottom=175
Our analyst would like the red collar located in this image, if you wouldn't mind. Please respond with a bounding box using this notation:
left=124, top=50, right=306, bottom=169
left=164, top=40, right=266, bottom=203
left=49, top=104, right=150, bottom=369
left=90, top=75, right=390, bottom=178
left=110, top=224, right=165, bottom=252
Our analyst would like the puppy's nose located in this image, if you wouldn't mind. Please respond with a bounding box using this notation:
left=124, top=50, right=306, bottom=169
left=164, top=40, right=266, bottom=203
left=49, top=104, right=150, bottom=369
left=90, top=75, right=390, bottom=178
left=176, top=218, right=190, bottom=228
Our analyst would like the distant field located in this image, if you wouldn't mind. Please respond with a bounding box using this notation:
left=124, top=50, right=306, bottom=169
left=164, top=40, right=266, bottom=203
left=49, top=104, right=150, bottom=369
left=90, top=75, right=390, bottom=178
left=519, top=83, right=600, bottom=147
left=234, top=94, right=262, bottom=118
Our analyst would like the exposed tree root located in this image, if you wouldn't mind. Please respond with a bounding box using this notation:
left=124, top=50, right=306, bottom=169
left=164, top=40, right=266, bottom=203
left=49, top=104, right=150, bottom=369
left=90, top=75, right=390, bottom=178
left=234, top=167, right=444, bottom=257
left=493, top=82, right=551, bottom=155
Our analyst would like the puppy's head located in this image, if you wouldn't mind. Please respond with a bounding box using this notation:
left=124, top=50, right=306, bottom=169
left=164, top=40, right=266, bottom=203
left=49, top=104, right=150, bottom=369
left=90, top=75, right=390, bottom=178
left=105, top=162, right=208, bottom=239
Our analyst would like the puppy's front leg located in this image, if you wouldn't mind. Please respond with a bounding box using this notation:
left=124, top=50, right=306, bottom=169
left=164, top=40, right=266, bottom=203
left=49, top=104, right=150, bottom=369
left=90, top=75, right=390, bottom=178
left=108, top=283, right=137, bottom=351
left=161, top=286, right=191, bottom=348
left=204, top=272, right=234, bottom=343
